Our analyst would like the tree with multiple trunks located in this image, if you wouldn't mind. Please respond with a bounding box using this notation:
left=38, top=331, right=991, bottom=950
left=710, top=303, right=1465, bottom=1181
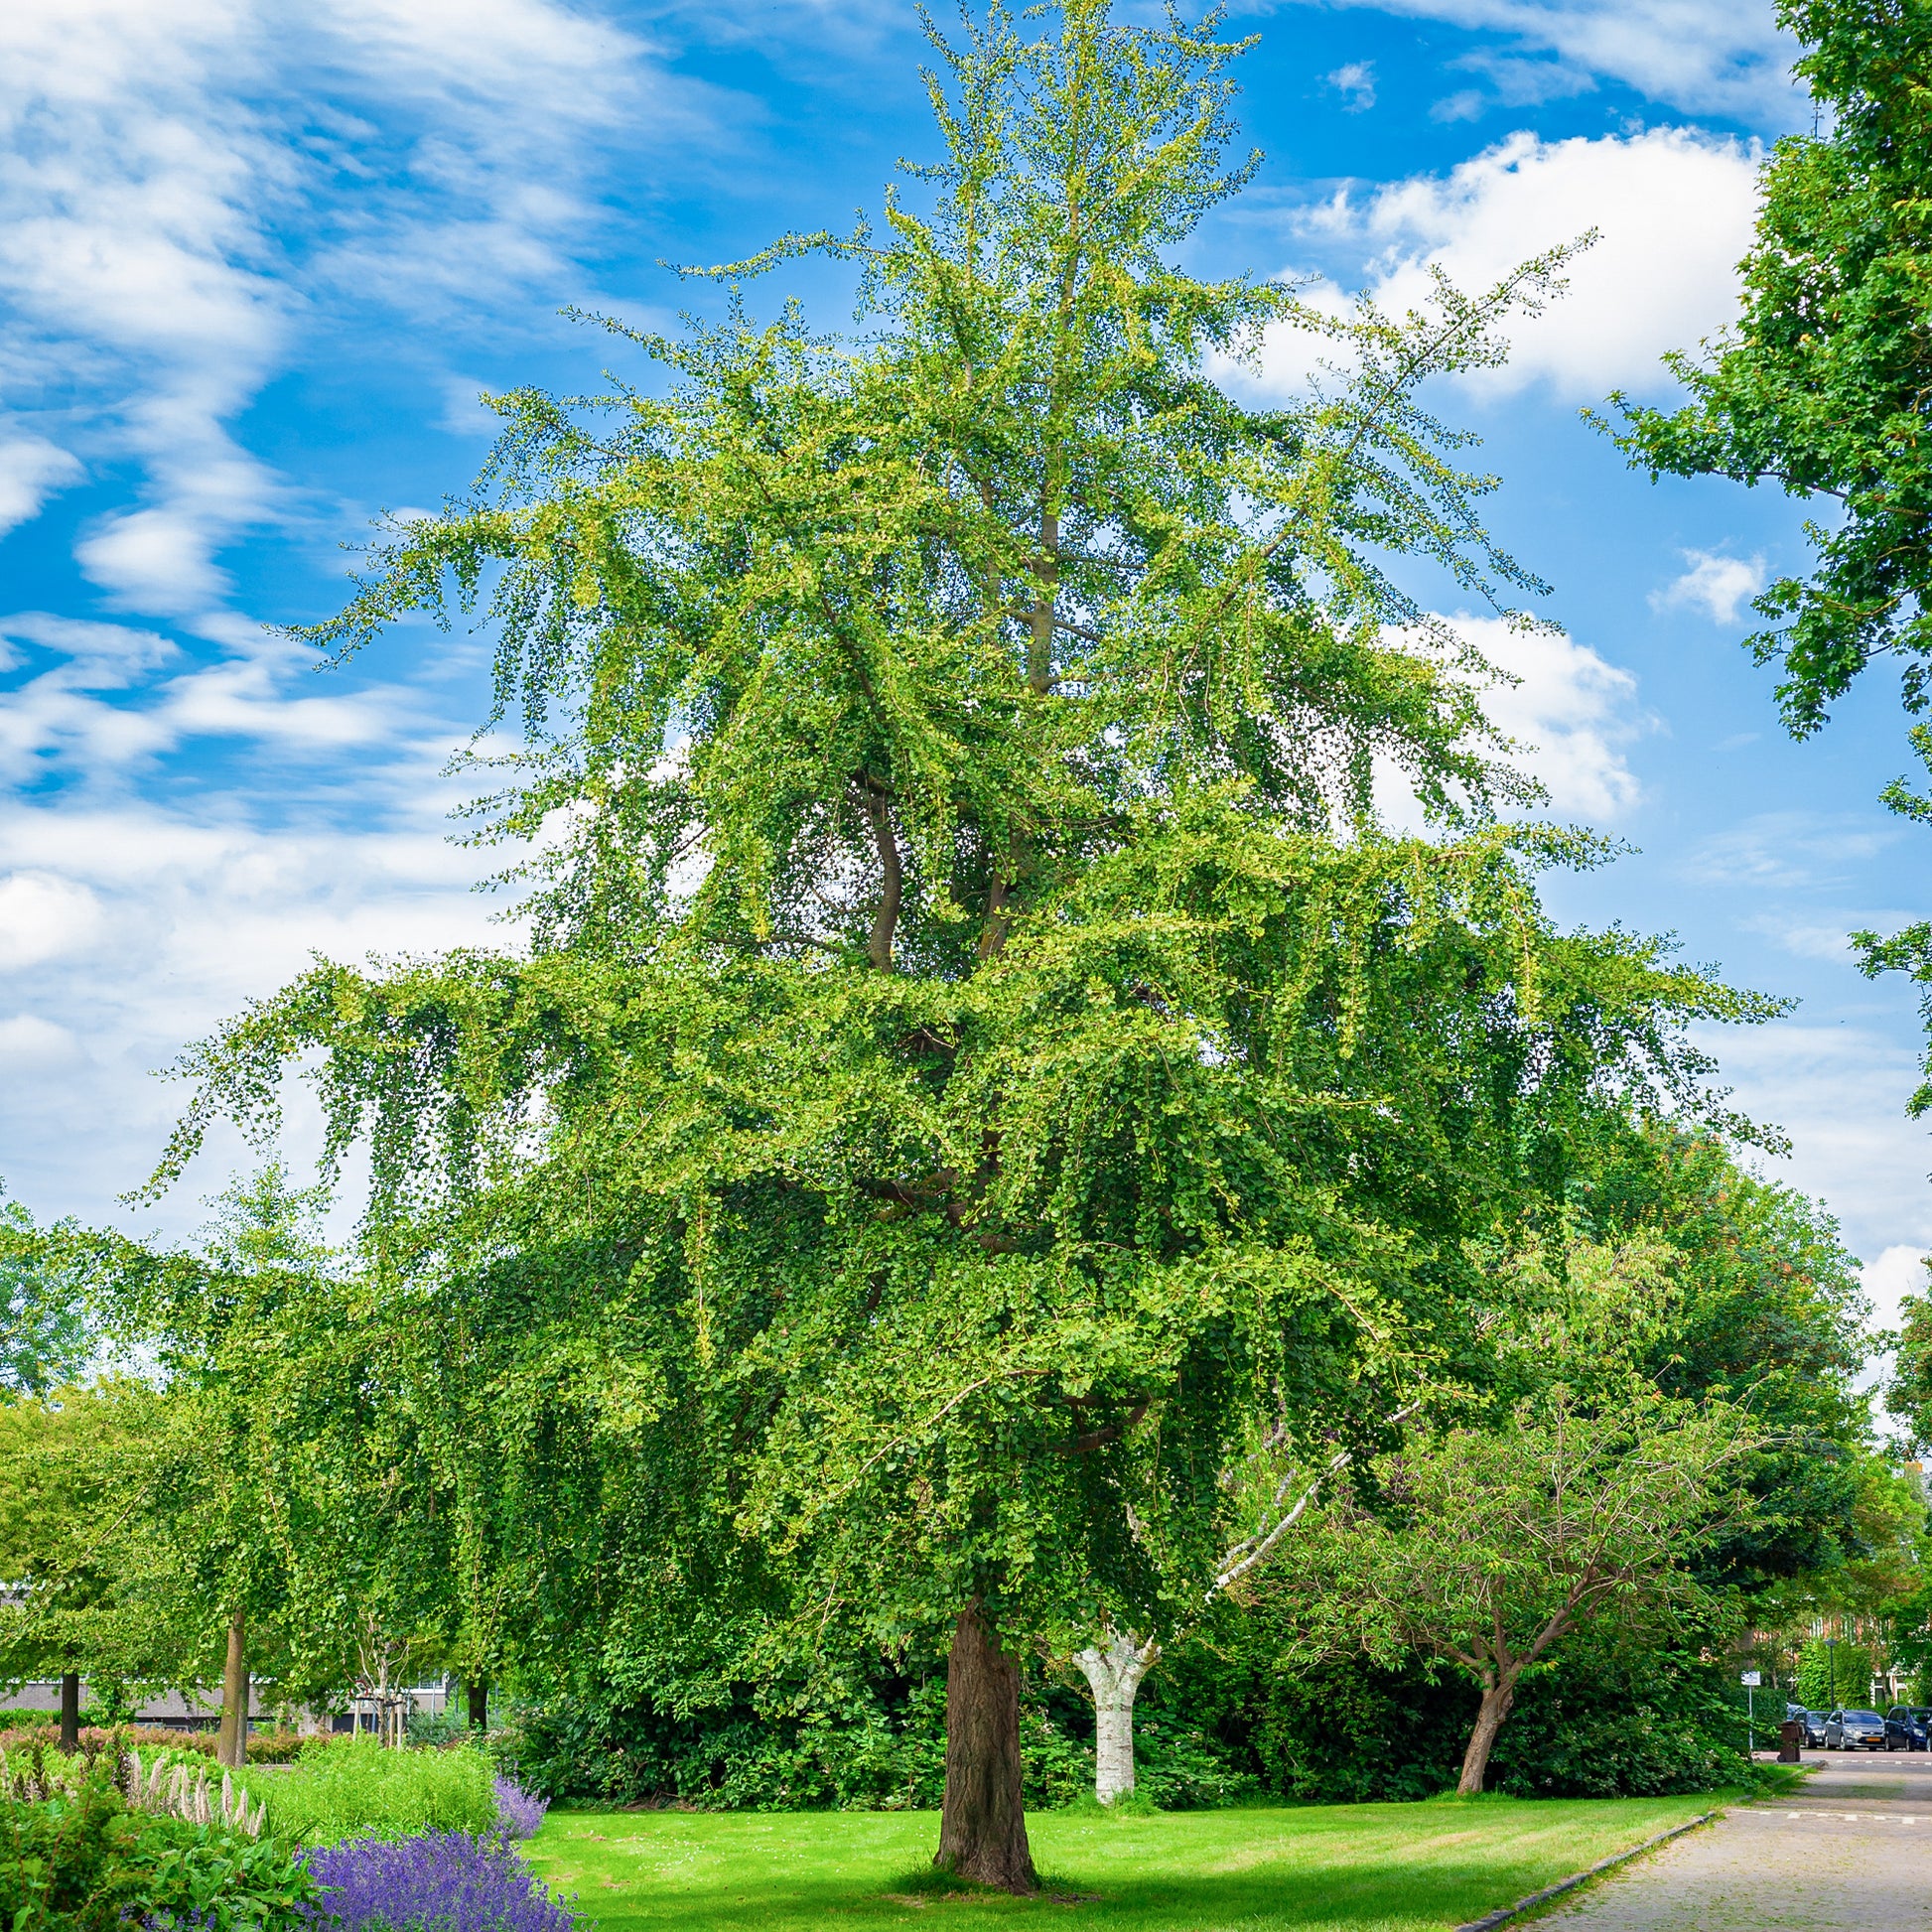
left=87, top=1168, right=467, bottom=1763
left=146, top=2, right=1770, bottom=1890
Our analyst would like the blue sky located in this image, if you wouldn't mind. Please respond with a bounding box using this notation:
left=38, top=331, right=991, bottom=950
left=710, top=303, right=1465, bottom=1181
left=1, top=0, right=1925, bottom=1332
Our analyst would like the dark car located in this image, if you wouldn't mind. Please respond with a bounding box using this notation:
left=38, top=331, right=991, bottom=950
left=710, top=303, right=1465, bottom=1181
left=1884, top=1705, right=1932, bottom=1751
left=1825, top=1708, right=1888, bottom=1750
left=1795, top=1708, right=1829, bottom=1746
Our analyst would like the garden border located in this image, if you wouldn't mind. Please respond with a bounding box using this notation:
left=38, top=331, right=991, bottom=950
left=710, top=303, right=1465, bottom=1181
left=1450, top=1809, right=1719, bottom=1931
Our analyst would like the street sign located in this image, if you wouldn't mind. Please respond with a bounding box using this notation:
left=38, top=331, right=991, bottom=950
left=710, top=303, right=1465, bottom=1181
left=1741, top=1671, right=1761, bottom=1687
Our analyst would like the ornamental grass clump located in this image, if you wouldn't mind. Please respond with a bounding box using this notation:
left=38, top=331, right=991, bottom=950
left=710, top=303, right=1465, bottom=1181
left=300, top=1829, right=579, bottom=1932
left=246, top=1739, right=496, bottom=1846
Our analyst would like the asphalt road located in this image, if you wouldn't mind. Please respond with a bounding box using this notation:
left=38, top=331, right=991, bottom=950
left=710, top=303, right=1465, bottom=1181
left=1542, top=1749, right=1932, bottom=1930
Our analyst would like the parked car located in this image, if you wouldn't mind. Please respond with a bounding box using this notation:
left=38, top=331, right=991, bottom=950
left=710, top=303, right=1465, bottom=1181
left=1795, top=1709, right=1830, bottom=1746
left=1825, top=1708, right=1888, bottom=1750
left=1884, top=1706, right=1932, bottom=1750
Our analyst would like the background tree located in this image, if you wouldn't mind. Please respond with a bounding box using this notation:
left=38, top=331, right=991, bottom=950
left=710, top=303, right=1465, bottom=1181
left=1608, top=0, right=1932, bottom=1097
left=0, top=1379, right=165, bottom=1745
left=148, top=0, right=1771, bottom=1890
left=1260, top=1239, right=1755, bottom=1794
left=0, top=1189, right=92, bottom=1399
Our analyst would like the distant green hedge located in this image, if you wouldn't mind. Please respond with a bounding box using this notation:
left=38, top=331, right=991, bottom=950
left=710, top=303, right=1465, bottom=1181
left=504, top=1604, right=1752, bottom=1812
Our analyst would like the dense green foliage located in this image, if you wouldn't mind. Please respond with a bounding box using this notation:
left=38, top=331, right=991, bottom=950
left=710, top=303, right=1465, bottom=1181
left=237, top=1739, right=498, bottom=1847
left=0, top=1193, right=90, bottom=1400
left=505, top=1617, right=1750, bottom=1811
left=0, top=1752, right=317, bottom=1932
left=1580, top=1133, right=1871, bottom=1587
left=1795, top=1637, right=1881, bottom=1709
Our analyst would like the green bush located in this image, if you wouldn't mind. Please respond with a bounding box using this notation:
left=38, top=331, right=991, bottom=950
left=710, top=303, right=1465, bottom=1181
left=1796, top=1640, right=1879, bottom=1711
left=506, top=1664, right=1251, bottom=1814
left=238, top=1738, right=497, bottom=1846
left=0, top=1756, right=318, bottom=1931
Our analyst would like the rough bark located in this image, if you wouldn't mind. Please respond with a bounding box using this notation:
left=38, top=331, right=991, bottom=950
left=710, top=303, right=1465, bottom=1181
left=935, top=1603, right=1037, bottom=1893
left=58, top=1671, right=79, bottom=1752
left=467, top=1678, right=489, bottom=1730
left=1074, top=1628, right=1159, bottom=1804
left=1456, top=1677, right=1516, bottom=1795
left=216, top=1608, right=249, bottom=1769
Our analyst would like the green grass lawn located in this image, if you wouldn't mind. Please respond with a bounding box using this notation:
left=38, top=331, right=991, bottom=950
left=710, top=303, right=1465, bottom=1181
left=524, top=1793, right=1725, bottom=1932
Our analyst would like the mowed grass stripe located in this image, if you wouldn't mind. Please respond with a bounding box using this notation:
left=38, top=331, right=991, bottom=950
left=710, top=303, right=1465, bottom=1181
left=524, top=1794, right=1720, bottom=1930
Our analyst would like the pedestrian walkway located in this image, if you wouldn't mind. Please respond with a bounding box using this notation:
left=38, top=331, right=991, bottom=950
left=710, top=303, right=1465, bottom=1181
left=1543, top=1750, right=1932, bottom=1930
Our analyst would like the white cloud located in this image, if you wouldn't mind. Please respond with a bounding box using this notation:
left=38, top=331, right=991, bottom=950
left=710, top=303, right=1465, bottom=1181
left=0, top=1015, right=81, bottom=1068
left=1270, top=128, right=1762, bottom=402
left=1653, top=548, right=1766, bottom=624
left=0, top=437, right=82, bottom=534
left=1452, top=613, right=1645, bottom=818
left=1268, top=0, right=1799, bottom=125
left=1704, top=1020, right=1932, bottom=1272
left=1863, top=1244, right=1929, bottom=1337
left=1326, top=62, right=1377, bottom=112
left=0, top=0, right=685, bottom=632
left=0, top=873, right=104, bottom=969
left=0, top=790, right=516, bottom=1237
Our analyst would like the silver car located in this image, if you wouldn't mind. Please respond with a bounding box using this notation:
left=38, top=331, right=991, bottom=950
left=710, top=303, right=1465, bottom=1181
left=1824, top=1708, right=1887, bottom=1750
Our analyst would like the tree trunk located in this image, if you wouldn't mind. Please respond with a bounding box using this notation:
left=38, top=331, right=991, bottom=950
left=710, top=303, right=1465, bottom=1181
left=216, top=1608, right=249, bottom=1769
left=1457, top=1676, right=1516, bottom=1795
left=58, top=1671, right=79, bottom=1752
left=1074, top=1628, right=1159, bottom=1804
left=467, top=1678, right=488, bottom=1730
left=934, top=1603, right=1037, bottom=1893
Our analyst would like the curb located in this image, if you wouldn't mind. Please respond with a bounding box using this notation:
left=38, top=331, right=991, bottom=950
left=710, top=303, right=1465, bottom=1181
left=1450, top=1810, right=1719, bottom=1932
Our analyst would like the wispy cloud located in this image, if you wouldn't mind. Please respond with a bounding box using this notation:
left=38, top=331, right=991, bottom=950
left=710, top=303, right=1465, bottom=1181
left=1264, top=0, right=1799, bottom=126
left=1652, top=548, right=1766, bottom=625
left=1682, top=812, right=1903, bottom=892
left=1326, top=61, right=1378, bottom=111
left=0, top=0, right=694, bottom=632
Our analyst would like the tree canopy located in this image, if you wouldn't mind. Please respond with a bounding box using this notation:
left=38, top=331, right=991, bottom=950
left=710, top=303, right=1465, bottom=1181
left=131, top=0, right=1784, bottom=1886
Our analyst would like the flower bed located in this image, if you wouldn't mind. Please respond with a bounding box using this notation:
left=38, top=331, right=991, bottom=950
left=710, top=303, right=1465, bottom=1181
left=302, top=1829, right=579, bottom=1932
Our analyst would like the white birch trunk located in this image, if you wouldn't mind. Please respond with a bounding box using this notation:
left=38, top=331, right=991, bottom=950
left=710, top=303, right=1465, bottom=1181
left=1074, top=1628, right=1160, bottom=1804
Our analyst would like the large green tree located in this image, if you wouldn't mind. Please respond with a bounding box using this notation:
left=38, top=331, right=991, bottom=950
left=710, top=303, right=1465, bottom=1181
left=149, top=2, right=1769, bottom=1889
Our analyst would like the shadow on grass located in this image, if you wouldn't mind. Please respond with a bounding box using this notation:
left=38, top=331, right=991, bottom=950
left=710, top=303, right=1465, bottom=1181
left=530, top=1796, right=1729, bottom=1931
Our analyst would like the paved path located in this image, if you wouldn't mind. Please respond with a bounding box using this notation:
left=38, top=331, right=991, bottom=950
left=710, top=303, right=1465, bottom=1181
left=1542, top=1750, right=1932, bottom=1930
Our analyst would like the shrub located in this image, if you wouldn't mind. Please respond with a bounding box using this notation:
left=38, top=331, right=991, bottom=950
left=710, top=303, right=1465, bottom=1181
left=492, top=1775, right=547, bottom=1841
left=300, top=1829, right=579, bottom=1932
left=1797, top=1639, right=1879, bottom=1712
left=0, top=1725, right=309, bottom=1764
left=0, top=1754, right=318, bottom=1932
left=244, top=1739, right=497, bottom=1846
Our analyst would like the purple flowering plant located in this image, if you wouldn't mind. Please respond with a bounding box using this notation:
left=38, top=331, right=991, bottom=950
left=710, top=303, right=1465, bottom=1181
left=300, top=1829, right=578, bottom=1932
left=490, top=1777, right=547, bottom=1843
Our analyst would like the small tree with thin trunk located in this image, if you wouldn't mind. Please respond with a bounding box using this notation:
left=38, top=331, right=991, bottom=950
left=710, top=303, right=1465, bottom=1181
left=1265, top=1247, right=1755, bottom=1794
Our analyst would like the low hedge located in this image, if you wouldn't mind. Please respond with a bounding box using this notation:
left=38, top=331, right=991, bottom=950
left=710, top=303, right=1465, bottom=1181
left=0, top=1725, right=309, bottom=1764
